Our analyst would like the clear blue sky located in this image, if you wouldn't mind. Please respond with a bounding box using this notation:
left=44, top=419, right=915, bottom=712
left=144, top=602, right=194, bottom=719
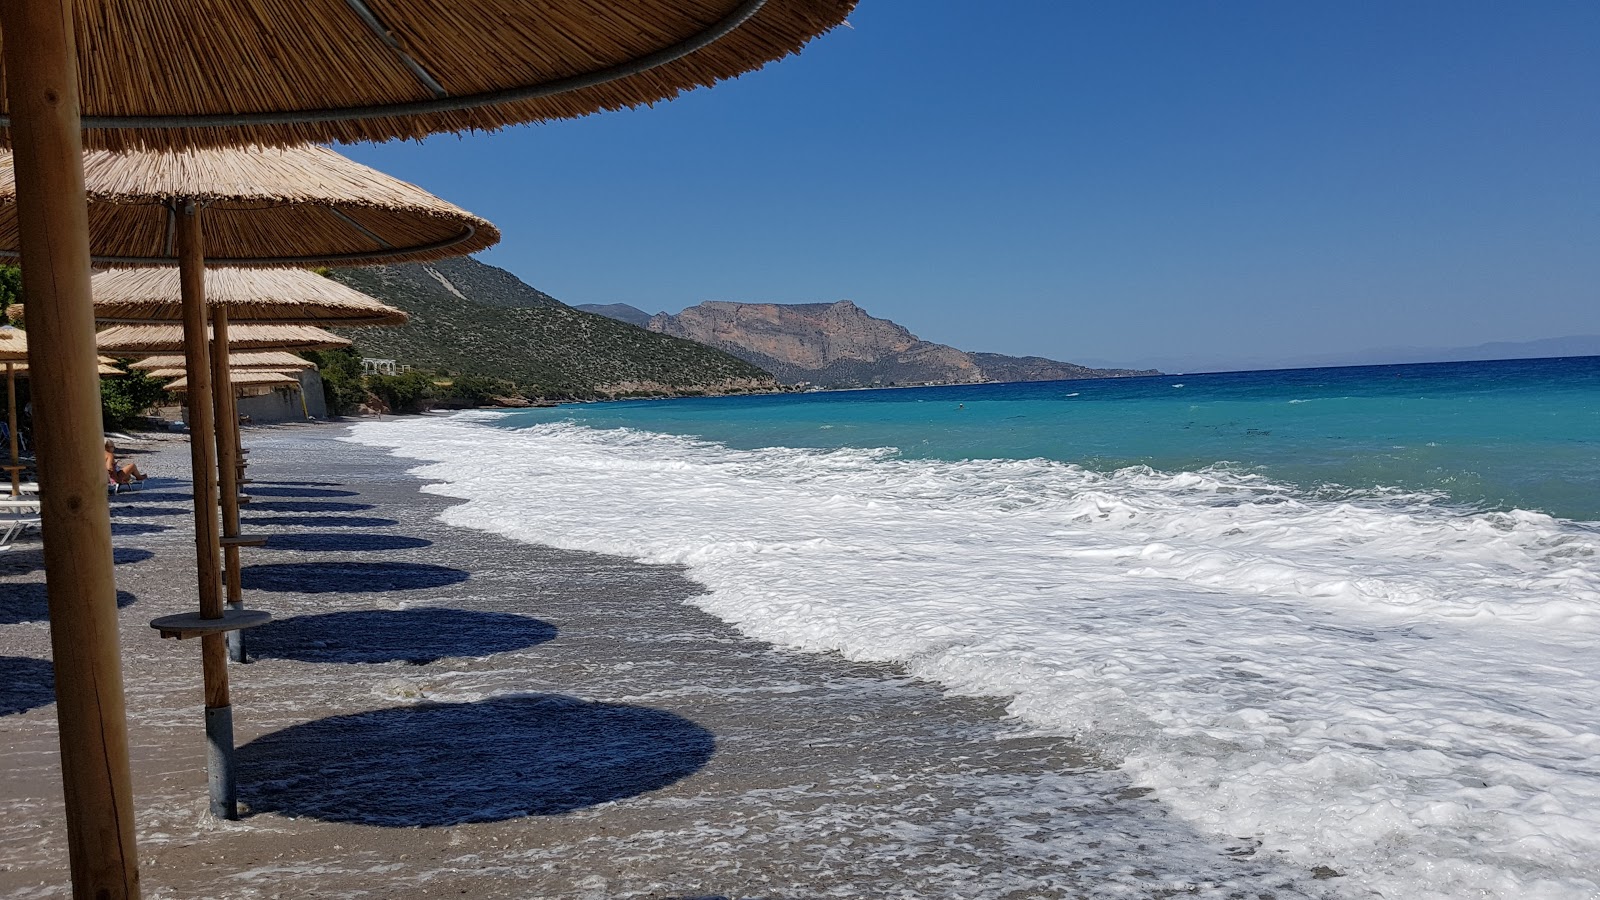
left=341, top=1, right=1599, bottom=370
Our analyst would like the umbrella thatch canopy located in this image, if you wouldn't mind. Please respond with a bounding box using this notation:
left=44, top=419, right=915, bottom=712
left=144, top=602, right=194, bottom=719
left=0, top=322, right=24, bottom=361
left=96, top=323, right=352, bottom=354
left=0, top=0, right=857, bottom=150
left=85, top=268, right=407, bottom=326
left=132, top=351, right=314, bottom=372
left=12, top=356, right=121, bottom=376
left=0, top=145, right=499, bottom=265
left=166, top=370, right=298, bottom=392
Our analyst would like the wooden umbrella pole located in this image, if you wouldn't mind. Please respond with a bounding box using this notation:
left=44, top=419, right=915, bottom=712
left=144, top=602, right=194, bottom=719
left=177, top=202, right=237, bottom=819
left=0, top=0, right=142, bottom=895
left=7, top=362, right=19, bottom=497
left=209, top=306, right=246, bottom=663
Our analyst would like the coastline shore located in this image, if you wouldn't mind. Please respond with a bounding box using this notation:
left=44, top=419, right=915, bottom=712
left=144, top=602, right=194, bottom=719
left=1, top=419, right=1324, bottom=899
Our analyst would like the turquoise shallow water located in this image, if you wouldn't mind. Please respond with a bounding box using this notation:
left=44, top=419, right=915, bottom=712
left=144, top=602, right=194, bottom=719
left=362, top=355, right=1600, bottom=896
left=498, top=356, right=1600, bottom=522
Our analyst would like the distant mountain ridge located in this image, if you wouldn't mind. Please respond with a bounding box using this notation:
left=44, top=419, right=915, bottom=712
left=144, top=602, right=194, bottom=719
left=329, top=258, right=777, bottom=399
left=1086, top=334, right=1600, bottom=375
left=585, top=299, right=1156, bottom=387
left=574, top=303, right=653, bottom=327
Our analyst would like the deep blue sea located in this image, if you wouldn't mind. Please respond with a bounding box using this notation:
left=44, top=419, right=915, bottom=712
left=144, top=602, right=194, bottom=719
left=509, top=355, right=1600, bottom=521
left=353, top=355, right=1600, bottom=899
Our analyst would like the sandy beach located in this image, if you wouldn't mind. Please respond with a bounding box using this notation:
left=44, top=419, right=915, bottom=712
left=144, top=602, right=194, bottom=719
left=1, top=419, right=1327, bottom=899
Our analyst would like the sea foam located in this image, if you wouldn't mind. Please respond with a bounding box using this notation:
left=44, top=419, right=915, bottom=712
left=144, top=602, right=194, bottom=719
left=349, top=414, right=1600, bottom=900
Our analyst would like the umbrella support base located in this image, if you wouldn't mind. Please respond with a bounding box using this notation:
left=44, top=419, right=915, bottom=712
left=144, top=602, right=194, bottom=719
left=206, top=703, right=238, bottom=820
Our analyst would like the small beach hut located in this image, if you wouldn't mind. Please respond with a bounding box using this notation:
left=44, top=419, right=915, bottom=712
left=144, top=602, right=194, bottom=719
left=0, top=1, right=855, bottom=893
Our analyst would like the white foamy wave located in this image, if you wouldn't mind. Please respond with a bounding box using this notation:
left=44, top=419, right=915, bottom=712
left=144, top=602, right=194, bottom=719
left=349, top=415, right=1600, bottom=900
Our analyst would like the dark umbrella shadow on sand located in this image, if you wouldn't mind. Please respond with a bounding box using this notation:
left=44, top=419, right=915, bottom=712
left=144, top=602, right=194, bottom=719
left=241, top=562, right=468, bottom=593
left=0, top=656, right=55, bottom=716
left=245, top=486, right=359, bottom=499
left=238, top=695, right=715, bottom=826
left=263, top=532, right=432, bottom=553
left=0, top=547, right=154, bottom=577
left=107, top=505, right=189, bottom=517
left=0, top=585, right=138, bottom=626
left=112, top=522, right=171, bottom=536
left=244, top=500, right=376, bottom=513
left=243, top=515, right=400, bottom=529
left=109, top=491, right=193, bottom=503
left=249, top=608, right=555, bottom=665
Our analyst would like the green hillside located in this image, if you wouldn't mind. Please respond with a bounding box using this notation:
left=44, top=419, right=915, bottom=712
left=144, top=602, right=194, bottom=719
left=329, top=258, right=776, bottom=399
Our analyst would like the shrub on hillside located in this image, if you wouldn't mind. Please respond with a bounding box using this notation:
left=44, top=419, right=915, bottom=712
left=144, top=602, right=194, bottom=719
left=367, top=370, right=435, bottom=413
left=438, top=374, right=506, bottom=407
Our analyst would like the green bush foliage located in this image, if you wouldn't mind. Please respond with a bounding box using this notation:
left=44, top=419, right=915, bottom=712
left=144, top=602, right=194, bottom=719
left=438, top=374, right=505, bottom=407
left=100, top=364, right=169, bottom=430
left=303, top=348, right=367, bottom=416
left=0, top=265, right=22, bottom=320
left=366, top=370, right=435, bottom=413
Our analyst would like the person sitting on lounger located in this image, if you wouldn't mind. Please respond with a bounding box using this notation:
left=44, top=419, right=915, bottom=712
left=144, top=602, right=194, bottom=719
left=105, top=439, right=148, bottom=485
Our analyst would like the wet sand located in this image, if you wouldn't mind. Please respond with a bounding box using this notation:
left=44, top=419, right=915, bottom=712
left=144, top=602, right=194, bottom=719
left=0, top=420, right=1329, bottom=899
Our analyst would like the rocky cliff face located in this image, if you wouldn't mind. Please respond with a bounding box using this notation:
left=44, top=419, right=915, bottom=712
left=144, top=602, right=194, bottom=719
left=641, top=300, right=1155, bottom=387
left=647, top=300, right=985, bottom=385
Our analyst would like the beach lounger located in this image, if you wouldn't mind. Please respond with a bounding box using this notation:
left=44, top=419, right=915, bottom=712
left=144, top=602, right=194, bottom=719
left=0, top=513, right=40, bottom=549
left=108, top=474, right=146, bottom=494
left=0, top=497, right=41, bottom=514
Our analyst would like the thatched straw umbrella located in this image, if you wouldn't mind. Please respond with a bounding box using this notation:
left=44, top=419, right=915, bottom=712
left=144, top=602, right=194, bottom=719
left=1, top=0, right=856, bottom=149
left=140, top=364, right=300, bottom=379
left=133, top=351, right=316, bottom=374
left=0, top=146, right=499, bottom=266
left=165, top=370, right=300, bottom=393
left=0, top=1, right=853, bottom=893
left=96, top=323, right=353, bottom=355
left=84, top=268, right=410, bottom=326
left=11, top=357, right=121, bottom=376
left=81, top=267, right=406, bottom=668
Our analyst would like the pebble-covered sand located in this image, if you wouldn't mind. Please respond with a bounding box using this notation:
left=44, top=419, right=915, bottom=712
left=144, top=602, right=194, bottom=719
left=0, top=420, right=1329, bottom=899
